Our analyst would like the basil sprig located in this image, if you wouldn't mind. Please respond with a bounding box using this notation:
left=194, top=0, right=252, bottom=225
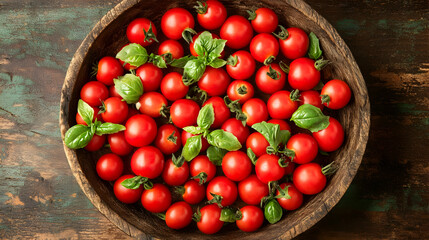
left=290, top=104, right=330, bottom=132
left=308, top=32, right=322, bottom=60
left=113, top=74, right=143, bottom=104
left=207, top=146, right=227, bottom=166
left=115, top=43, right=168, bottom=68
left=252, top=121, right=291, bottom=154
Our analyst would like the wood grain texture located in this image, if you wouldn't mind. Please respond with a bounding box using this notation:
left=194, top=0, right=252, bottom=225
left=0, top=0, right=428, bottom=239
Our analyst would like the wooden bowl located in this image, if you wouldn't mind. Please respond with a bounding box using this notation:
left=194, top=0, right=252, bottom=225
left=59, top=0, right=370, bottom=239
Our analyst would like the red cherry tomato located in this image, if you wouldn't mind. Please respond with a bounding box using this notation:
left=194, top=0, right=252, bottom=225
left=108, top=132, right=133, bottom=156
left=206, top=176, right=238, bottom=207
left=255, top=63, right=286, bottom=94
left=76, top=106, right=100, bottom=126
left=227, top=80, right=254, bottom=104
left=278, top=27, right=309, bottom=60
left=203, top=97, right=230, bottom=128
left=101, top=97, right=128, bottom=124
left=84, top=134, right=106, bottom=152
left=126, top=18, right=157, bottom=47
left=246, top=132, right=269, bottom=157
left=287, top=133, right=318, bottom=164
left=276, top=183, right=303, bottom=210
left=131, top=146, right=164, bottom=179
left=141, top=183, right=172, bottom=213
left=312, top=117, right=344, bottom=152
left=249, top=8, right=278, bottom=33
left=154, top=124, right=181, bottom=155
left=96, top=153, right=124, bottom=181
left=220, top=15, right=253, bottom=49
left=226, top=50, right=256, bottom=80
left=283, top=158, right=296, bottom=175
left=165, top=201, right=193, bottom=229
left=158, top=40, right=184, bottom=59
left=196, top=0, right=227, bottom=30
left=267, top=90, right=298, bottom=119
left=299, top=90, right=324, bottom=111
left=190, top=32, right=224, bottom=58
left=255, top=154, right=285, bottom=183
left=160, top=72, right=189, bottom=101
left=161, top=8, right=195, bottom=40
left=222, top=151, right=252, bottom=182
left=181, top=130, right=210, bottom=152
left=80, top=81, right=109, bottom=107
left=238, top=174, right=269, bottom=205
left=236, top=205, right=264, bottom=232
left=250, top=33, right=279, bottom=63
left=221, top=118, right=250, bottom=145
left=181, top=180, right=205, bottom=205
left=125, top=107, right=139, bottom=121
left=137, top=92, right=167, bottom=118
left=288, top=58, right=321, bottom=90
left=242, top=98, right=268, bottom=126
left=109, top=85, right=122, bottom=99
left=170, top=99, right=200, bottom=128
left=124, top=114, right=157, bottom=147
left=190, top=155, right=216, bottom=184
left=162, top=159, right=189, bottom=186
left=113, top=175, right=143, bottom=204
left=267, top=119, right=291, bottom=132
left=321, top=79, right=352, bottom=109
left=293, top=163, right=326, bottom=195
left=197, top=204, right=223, bottom=234
left=136, top=63, right=163, bottom=92
left=198, top=67, right=230, bottom=97
left=96, top=56, right=123, bottom=86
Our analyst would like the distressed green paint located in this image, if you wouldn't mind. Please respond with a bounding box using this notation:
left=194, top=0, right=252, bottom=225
left=396, top=103, right=428, bottom=115
left=335, top=19, right=363, bottom=36
left=0, top=165, right=34, bottom=203
left=52, top=175, right=95, bottom=210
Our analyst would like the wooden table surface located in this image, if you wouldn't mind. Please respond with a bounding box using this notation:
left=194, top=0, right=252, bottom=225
left=0, top=0, right=428, bottom=239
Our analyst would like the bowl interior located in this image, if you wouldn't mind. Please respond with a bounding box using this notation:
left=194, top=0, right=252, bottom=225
left=60, top=0, right=370, bottom=239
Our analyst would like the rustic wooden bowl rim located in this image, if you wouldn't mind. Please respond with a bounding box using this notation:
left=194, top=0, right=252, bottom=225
left=59, top=0, right=370, bottom=239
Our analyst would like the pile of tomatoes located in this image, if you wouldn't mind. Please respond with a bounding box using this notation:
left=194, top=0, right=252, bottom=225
left=64, top=0, right=352, bottom=234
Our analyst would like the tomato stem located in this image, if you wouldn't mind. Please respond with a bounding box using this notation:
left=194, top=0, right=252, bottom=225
left=193, top=207, right=202, bottom=222
left=279, top=61, right=290, bottom=74
left=314, top=57, right=330, bottom=71
left=274, top=185, right=291, bottom=199
left=167, top=131, right=178, bottom=144
left=267, top=64, right=281, bottom=80
left=172, top=154, right=185, bottom=167
left=237, top=85, right=248, bottom=95
left=191, top=172, right=208, bottom=185
left=226, top=55, right=238, bottom=66
left=321, top=94, right=330, bottom=105
left=206, top=192, right=223, bottom=208
left=193, top=1, right=208, bottom=14
left=143, top=23, right=158, bottom=43
left=246, top=9, right=256, bottom=20
left=264, top=55, right=276, bottom=65
left=290, top=89, right=301, bottom=102
left=159, top=104, right=170, bottom=119
left=273, top=25, right=289, bottom=40
left=153, top=213, right=165, bottom=220
left=174, top=185, right=186, bottom=196
left=224, top=96, right=247, bottom=124
left=322, top=161, right=338, bottom=176
left=182, top=28, right=197, bottom=44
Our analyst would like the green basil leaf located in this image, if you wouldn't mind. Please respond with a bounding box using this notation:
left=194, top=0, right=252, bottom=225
left=121, top=176, right=148, bottom=189
left=170, top=55, right=197, bottom=68
left=252, top=122, right=291, bottom=152
left=113, top=74, right=144, bottom=104
left=115, top=43, right=149, bottom=67
left=148, top=53, right=167, bottom=68
left=247, top=148, right=257, bottom=165
left=197, top=104, right=215, bottom=130
left=183, top=126, right=206, bottom=135
left=207, top=146, right=227, bottom=166
left=291, top=104, right=330, bottom=132
left=193, top=31, right=214, bottom=57
left=207, top=129, right=241, bottom=151
left=64, top=124, right=94, bottom=149
left=219, top=208, right=236, bottom=223
left=183, top=58, right=207, bottom=86
left=308, top=32, right=322, bottom=60
left=264, top=199, right=283, bottom=224
left=182, top=135, right=203, bottom=161
left=208, top=58, right=227, bottom=68
left=77, top=99, right=94, bottom=126
left=207, top=38, right=227, bottom=63
left=95, top=122, right=126, bottom=135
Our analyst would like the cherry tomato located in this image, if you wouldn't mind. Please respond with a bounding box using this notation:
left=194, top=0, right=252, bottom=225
left=246, top=132, right=269, bottom=157
left=220, top=15, right=253, bottom=49
left=125, top=107, right=139, bottom=121
left=136, top=63, right=163, bottom=92
left=160, top=72, right=189, bottom=101
left=288, top=58, right=321, bottom=90
left=96, top=56, right=123, bottom=86
left=190, top=32, right=224, bottom=58
left=267, top=119, right=291, bottom=132
left=126, top=18, right=157, bottom=47
left=113, top=175, right=143, bottom=204
left=190, top=155, right=216, bottom=184
left=278, top=27, right=309, bottom=60
left=137, top=92, right=167, bottom=118
left=141, top=183, right=172, bottom=213
left=299, top=90, right=324, bottom=111
left=80, top=81, right=109, bottom=107
left=312, top=117, right=344, bottom=152
left=161, top=8, right=195, bottom=40
left=255, top=63, right=286, bottom=94
left=238, top=175, right=269, bottom=205
left=276, top=183, right=303, bottom=210
left=196, top=0, right=227, bottom=30
left=182, top=180, right=205, bottom=205
left=101, top=97, right=128, bottom=124
left=222, top=151, right=252, bottom=182
left=242, top=98, right=268, bottom=126
left=170, top=99, right=200, bottom=128
left=96, top=153, right=124, bottom=181
left=107, top=132, right=133, bottom=156
left=154, top=124, right=181, bottom=155
left=206, top=176, right=238, bottom=207
left=221, top=118, right=250, bottom=145
left=255, top=154, right=285, bottom=183
left=249, top=8, right=278, bottom=33
left=227, top=80, right=254, bottom=104
left=226, top=50, right=256, bottom=80
left=283, top=158, right=296, bottom=175
left=109, top=85, right=122, bottom=99
left=267, top=90, right=298, bottom=119
left=76, top=106, right=100, bottom=126
left=84, top=134, right=106, bottom=152
left=162, top=159, right=189, bottom=186
left=198, top=67, right=230, bottom=97
left=158, top=40, right=184, bottom=59
left=131, top=146, right=164, bottom=179
left=203, top=97, right=230, bottom=128
left=321, top=79, right=352, bottom=109
left=287, top=133, right=318, bottom=164
left=124, top=114, right=157, bottom=147
left=181, top=130, right=210, bottom=152
left=165, top=201, right=193, bottom=229
left=250, top=33, right=279, bottom=63
left=236, top=205, right=264, bottom=232
left=293, top=163, right=326, bottom=195
left=197, top=204, right=223, bottom=234
left=118, top=44, right=137, bottom=71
